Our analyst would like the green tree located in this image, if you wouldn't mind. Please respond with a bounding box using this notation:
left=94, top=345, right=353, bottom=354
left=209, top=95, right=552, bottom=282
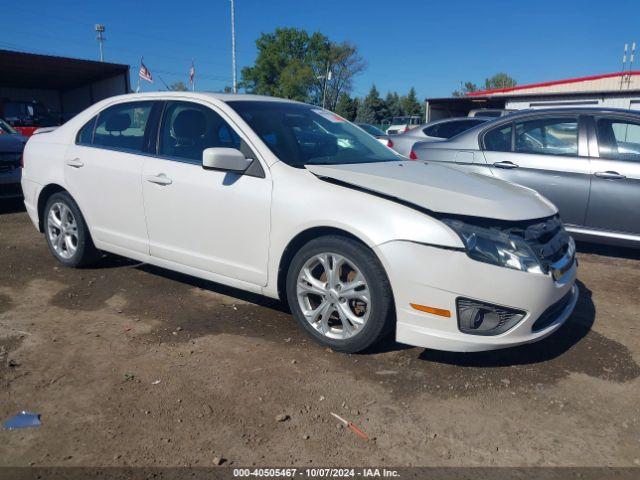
left=484, top=73, right=517, bottom=90
left=168, top=81, right=188, bottom=91
left=241, top=28, right=365, bottom=108
left=452, top=81, right=478, bottom=97
left=384, top=91, right=402, bottom=118
left=356, top=85, right=385, bottom=124
left=452, top=73, right=516, bottom=96
left=400, top=87, right=422, bottom=116
left=316, top=42, right=366, bottom=110
left=335, top=92, right=358, bottom=121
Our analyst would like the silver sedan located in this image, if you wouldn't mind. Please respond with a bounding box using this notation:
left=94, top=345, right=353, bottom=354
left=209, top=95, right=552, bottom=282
left=390, top=117, right=491, bottom=157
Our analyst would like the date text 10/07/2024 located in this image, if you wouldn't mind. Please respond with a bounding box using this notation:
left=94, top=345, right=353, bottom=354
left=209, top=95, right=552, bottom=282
left=232, top=468, right=401, bottom=478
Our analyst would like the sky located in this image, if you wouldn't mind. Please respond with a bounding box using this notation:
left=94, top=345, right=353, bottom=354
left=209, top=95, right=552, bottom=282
left=2, top=0, right=640, bottom=100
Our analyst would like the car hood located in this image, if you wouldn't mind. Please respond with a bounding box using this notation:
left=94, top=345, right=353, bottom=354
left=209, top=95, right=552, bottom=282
left=306, top=161, right=557, bottom=221
left=0, top=134, right=27, bottom=153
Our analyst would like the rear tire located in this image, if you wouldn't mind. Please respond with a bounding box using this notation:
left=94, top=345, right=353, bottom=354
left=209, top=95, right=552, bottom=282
left=286, top=235, right=394, bottom=353
left=43, top=192, right=100, bottom=268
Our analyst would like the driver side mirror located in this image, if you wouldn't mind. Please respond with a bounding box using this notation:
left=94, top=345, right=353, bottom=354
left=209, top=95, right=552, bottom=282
left=202, top=147, right=253, bottom=172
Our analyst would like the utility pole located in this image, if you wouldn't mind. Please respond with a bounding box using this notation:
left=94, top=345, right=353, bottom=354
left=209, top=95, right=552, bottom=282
left=320, top=66, right=332, bottom=109
left=230, top=0, right=237, bottom=93
left=95, top=24, right=105, bottom=62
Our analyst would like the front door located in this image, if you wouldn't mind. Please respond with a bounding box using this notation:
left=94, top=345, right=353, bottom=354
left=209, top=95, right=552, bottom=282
left=585, top=115, right=640, bottom=235
left=141, top=100, right=271, bottom=286
left=63, top=101, right=155, bottom=254
left=482, top=115, right=591, bottom=227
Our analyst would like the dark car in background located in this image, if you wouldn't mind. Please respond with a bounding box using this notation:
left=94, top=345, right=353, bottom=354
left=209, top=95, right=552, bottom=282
left=0, top=99, right=60, bottom=137
left=0, top=117, right=27, bottom=198
left=412, top=108, right=640, bottom=247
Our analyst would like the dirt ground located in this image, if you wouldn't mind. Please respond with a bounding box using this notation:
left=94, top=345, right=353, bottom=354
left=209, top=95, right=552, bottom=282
left=1, top=198, right=639, bottom=468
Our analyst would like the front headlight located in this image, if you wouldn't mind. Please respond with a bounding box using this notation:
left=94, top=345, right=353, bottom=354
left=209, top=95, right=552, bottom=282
left=442, top=218, right=543, bottom=274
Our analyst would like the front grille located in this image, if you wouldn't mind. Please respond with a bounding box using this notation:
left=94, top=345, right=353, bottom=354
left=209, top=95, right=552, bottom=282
left=387, top=129, right=399, bottom=135
left=531, top=289, right=574, bottom=332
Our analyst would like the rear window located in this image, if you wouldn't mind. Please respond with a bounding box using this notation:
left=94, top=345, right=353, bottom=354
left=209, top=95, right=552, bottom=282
left=92, top=102, right=153, bottom=153
left=424, top=119, right=486, bottom=139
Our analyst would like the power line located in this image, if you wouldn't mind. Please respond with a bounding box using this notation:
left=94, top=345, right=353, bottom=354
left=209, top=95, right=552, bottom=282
left=5, top=5, right=254, bottom=55
left=0, top=23, right=233, bottom=71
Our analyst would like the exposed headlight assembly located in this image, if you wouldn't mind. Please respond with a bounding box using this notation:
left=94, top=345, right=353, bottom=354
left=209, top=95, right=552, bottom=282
left=442, top=218, right=544, bottom=274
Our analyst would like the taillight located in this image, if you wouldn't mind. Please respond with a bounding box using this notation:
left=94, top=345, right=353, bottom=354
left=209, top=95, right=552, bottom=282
left=403, top=126, right=410, bottom=133
left=386, top=139, right=394, bottom=148
left=409, top=150, right=418, bottom=160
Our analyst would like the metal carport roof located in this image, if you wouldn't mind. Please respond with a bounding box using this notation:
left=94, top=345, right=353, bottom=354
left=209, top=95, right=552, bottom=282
left=0, top=49, right=130, bottom=91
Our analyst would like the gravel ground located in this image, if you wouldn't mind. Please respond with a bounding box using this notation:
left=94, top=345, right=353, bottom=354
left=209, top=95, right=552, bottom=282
left=1, top=198, right=639, bottom=468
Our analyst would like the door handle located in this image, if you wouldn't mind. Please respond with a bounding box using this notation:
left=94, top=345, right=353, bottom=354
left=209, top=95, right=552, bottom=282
left=65, top=158, right=84, bottom=168
left=594, top=171, right=626, bottom=180
left=493, top=161, right=519, bottom=169
left=145, top=174, right=173, bottom=186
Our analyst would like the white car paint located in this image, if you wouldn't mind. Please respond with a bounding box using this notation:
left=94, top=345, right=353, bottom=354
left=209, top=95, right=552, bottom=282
left=305, top=161, right=557, bottom=221
left=21, top=92, right=578, bottom=352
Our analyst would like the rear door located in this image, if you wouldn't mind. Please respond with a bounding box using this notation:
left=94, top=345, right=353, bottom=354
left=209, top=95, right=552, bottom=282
left=63, top=101, right=157, bottom=254
left=584, top=115, right=640, bottom=235
left=482, top=115, right=591, bottom=227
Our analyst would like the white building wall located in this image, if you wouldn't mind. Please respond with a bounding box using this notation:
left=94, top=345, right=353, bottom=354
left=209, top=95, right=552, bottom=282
left=506, top=95, right=640, bottom=111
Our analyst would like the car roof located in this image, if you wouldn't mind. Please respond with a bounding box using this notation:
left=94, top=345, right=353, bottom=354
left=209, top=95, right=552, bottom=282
left=415, top=106, right=640, bottom=151
left=95, top=91, right=305, bottom=105
left=417, top=116, right=490, bottom=128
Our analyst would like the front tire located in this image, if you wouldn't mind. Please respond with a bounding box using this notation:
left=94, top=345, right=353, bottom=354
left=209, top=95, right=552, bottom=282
left=286, top=235, right=394, bottom=353
left=44, top=192, right=100, bottom=267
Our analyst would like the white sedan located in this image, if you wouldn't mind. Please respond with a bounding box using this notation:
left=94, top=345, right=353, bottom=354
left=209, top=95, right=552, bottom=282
left=21, top=93, right=578, bottom=353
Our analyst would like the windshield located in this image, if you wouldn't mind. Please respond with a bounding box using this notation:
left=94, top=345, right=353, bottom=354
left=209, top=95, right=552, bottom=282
left=357, top=123, right=385, bottom=137
left=0, top=118, right=18, bottom=134
left=391, top=116, right=420, bottom=125
left=391, top=116, right=410, bottom=124
left=228, top=101, right=400, bottom=167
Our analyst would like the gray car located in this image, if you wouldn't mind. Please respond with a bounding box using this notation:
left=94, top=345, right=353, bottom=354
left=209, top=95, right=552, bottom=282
left=391, top=117, right=491, bottom=157
left=412, top=108, right=640, bottom=247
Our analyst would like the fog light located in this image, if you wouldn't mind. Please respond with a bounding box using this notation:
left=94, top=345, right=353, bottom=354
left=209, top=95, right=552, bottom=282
left=456, top=298, right=526, bottom=336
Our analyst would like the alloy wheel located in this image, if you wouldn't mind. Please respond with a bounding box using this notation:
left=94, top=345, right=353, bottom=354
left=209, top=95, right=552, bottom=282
left=47, top=202, right=79, bottom=259
left=296, top=252, right=371, bottom=339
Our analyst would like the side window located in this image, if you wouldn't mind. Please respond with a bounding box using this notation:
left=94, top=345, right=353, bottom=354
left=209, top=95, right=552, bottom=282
left=596, top=117, right=640, bottom=161
left=159, top=101, right=242, bottom=163
left=514, top=117, right=578, bottom=156
left=76, top=116, right=97, bottom=145
left=483, top=124, right=512, bottom=152
left=93, top=102, right=153, bottom=153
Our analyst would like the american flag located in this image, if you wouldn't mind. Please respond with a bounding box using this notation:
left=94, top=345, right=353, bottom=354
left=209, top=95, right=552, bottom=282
left=139, top=59, right=153, bottom=83
left=189, top=61, right=195, bottom=87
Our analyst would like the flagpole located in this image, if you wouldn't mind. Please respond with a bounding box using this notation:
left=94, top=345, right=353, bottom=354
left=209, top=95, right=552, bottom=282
left=136, top=57, right=142, bottom=93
